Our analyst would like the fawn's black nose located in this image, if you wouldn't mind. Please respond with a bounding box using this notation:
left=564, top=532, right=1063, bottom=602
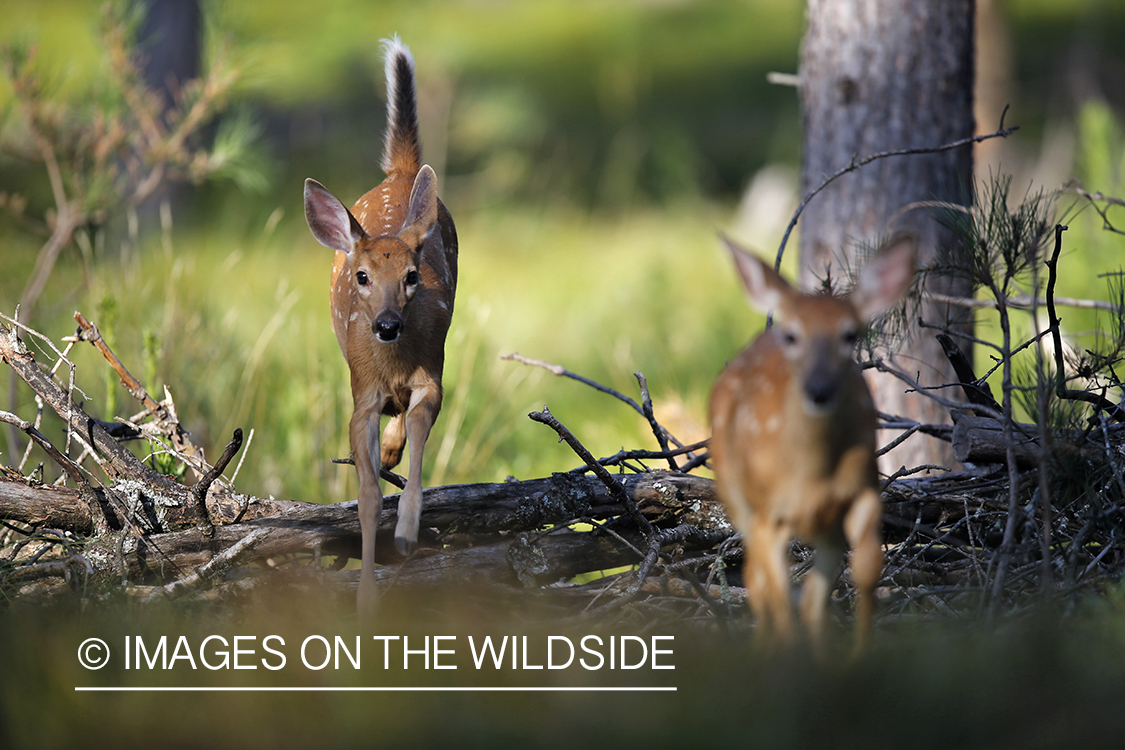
left=374, top=316, right=402, bottom=343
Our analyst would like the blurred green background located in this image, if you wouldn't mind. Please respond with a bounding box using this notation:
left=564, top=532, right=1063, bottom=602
left=3, top=1, right=1125, bottom=746
left=2, top=0, right=1123, bottom=502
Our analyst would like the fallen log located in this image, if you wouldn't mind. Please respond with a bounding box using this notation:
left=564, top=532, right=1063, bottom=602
left=1, top=470, right=727, bottom=593
left=950, top=410, right=1120, bottom=468
left=950, top=411, right=1041, bottom=467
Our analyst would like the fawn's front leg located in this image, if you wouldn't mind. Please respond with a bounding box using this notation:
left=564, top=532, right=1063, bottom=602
left=351, top=398, right=386, bottom=619
left=394, top=382, right=442, bottom=556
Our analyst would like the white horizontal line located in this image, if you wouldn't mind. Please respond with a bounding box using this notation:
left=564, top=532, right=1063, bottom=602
left=75, top=686, right=676, bottom=693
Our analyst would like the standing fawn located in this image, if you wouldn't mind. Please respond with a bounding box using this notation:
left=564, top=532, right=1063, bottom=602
left=303, top=37, right=458, bottom=616
left=709, top=235, right=914, bottom=650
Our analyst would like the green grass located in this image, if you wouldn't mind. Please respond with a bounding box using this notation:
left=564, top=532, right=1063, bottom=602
left=5, top=164, right=1122, bottom=504
left=2, top=199, right=759, bottom=504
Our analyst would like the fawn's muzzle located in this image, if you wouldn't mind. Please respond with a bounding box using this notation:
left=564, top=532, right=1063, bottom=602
left=374, top=316, right=403, bottom=343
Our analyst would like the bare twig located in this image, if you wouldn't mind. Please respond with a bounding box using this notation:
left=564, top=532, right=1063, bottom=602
left=70, top=312, right=160, bottom=411
left=330, top=457, right=408, bottom=490
left=1064, top=181, right=1125, bottom=235
left=528, top=406, right=653, bottom=537
left=70, top=311, right=208, bottom=474
left=189, top=428, right=243, bottom=537
left=571, top=440, right=710, bottom=473
left=871, top=359, right=1005, bottom=421
left=503, top=352, right=686, bottom=453
left=774, top=115, right=1019, bottom=270
left=635, top=371, right=678, bottom=470
left=1044, top=225, right=1125, bottom=422
left=504, top=352, right=645, bottom=415
left=0, top=410, right=90, bottom=491
left=145, top=527, right=269, bottom=601
left=924, top=290, right=1116, bottom=312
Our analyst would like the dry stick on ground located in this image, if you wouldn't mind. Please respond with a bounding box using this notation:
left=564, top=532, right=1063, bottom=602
left=528, top=406, right=653, bottom=536
left=145, top=527, right=269, bottom=601
left=527, top=406, right=665, bottom=593
left=188, top=428, right=243, bottom=537
left=0, top=409, right=89, bottom=491
left=0, top=408, right=111, bottom=538
left=330, top=456, right=408, bottom=490
left=0, top=319, right=165, bottom=486
left=524, top=408, right=729, bottom=597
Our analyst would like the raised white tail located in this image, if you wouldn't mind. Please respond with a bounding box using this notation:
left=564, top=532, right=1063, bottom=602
left=303, top=37, right=458, bottom=617
left=709, top=235, right=914, bottom=649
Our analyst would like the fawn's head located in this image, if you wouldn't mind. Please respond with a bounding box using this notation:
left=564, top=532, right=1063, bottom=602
left=304, top=166, right=439, bottom=344
left=723, top=236, right=915, bottom=416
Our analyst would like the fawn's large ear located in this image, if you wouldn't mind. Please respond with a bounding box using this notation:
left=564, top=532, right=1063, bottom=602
left=304, top=178, right=367, bottom=254
left=398, top=165, right=438, bottom=250
left=852, top=234, right=916, bottom=321
left=722, top=235, right=792, bottom=315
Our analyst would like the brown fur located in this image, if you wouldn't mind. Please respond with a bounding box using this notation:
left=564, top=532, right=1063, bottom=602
left=304, top=39, right=457, bottom=618
left=709, top=236, right=913, bottom=651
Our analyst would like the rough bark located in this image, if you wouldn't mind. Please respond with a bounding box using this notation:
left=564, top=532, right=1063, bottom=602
left=0, top=471, right=726, bottom=593
left=798, top=0, right=976, bottom=472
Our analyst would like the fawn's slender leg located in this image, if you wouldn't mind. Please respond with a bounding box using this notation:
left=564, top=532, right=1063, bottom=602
left=844, top=488, right=883, bottom=652
left=800, top=530, right=845, bottom=650
left=352, top=403, right=385, bottom=619
left=381, top=413, right=406, bottom=469
left=747, top=516, right=794, bottom=643
left=394, top=383, right=441, bottom=556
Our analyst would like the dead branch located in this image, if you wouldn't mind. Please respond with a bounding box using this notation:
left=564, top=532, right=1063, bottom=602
left=529, top=406, right=653, bottom=536
left=188, top=428, right=243, bottom=536
left=1, top=409, right=90, bottom=490
left=69, top=311, right=208, bottom=473
left=1045, top=224, right=1125, bottom=422
left=774, top=112, right=1019, bottom=270
left=1, top=319, right=169, bottom=486
left=0, top=470, right=725, bottom=594
left=1064, top=180, right=1125, bottom=236
left=937, top=333, right=1002, bottom=414
left=924, top=290, right=1117, bottom=311
left=146, top=527, right=270, bottom=601
left=0, top=477, right=304, bottom=536
left=951, top=411, right=1042, bottom=467
left=504, top=352, right=694, bottom=456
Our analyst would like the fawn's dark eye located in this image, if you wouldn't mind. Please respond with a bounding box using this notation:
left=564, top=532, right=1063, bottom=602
left=842, top=329, right=859, bottom=347
left=405, top=270, right=419, bottom=286
left=356, top=271, right=369, bottom=286
left=782, top=329, right=799, bottom=346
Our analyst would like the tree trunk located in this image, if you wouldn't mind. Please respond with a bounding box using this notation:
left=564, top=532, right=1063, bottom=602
left=135, top=0, right=203, bottom=234
left=798, top=0, right=976, bottom=471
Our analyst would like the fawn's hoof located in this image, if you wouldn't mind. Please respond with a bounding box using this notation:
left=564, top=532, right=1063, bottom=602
left=395, top=534, right=417, bottom=557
